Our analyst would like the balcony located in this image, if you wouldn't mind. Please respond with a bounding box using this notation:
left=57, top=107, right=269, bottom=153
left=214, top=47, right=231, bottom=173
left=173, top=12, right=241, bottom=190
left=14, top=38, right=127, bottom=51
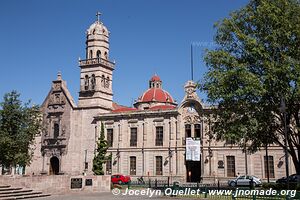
left=42, top=137, right=67, bottom=149
left=79, top=57, right=115, bottom=69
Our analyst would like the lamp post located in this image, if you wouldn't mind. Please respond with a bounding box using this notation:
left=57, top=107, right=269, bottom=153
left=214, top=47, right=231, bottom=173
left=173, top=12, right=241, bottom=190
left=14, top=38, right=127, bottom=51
left=265, top=144, right=270, bottom=183
left=280, top=97, right=289, bottom=189
left=244, top=136, right=248, bottom=175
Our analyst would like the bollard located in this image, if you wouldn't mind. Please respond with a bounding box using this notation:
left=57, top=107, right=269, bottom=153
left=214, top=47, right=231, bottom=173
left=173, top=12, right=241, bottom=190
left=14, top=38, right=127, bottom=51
left=155, top=179, right=158, bottom=189
left=204, top=187, right=208, bottom=198
left=218, top=180, right=220, bottom=189
left=128, top=181, right=131, bottom=189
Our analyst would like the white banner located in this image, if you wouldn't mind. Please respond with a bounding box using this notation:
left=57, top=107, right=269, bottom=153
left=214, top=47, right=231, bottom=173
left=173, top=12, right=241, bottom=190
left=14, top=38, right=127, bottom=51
left=186, top=137, right=201, bottom=161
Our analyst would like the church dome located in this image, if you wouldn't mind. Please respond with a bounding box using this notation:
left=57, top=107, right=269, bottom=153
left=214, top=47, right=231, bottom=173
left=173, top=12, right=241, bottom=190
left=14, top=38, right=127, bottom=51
left=139, top=88, right=174, bottom=103
left=134, top=75, right=177, bottom=110
left=86, top=21, right=109, bottom=36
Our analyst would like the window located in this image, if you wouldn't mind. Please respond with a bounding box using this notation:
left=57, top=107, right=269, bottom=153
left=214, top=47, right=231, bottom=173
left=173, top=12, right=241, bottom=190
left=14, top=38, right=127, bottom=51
left=130, top=156, right=136, bottom=175
left=104, top=51, right=108, bottom=59
left=227, top=156, right=235, bottom=177
left=89, top=50, right=93, bottom=59
left=101, top=75, right=105, bottom=87
left=155, top=126, right=163, bottom=146
left=264, top=156, right=275, bottom=178
left=185, top=124, right=191, bottom=138
left=96, top=50, right=101, bottom=58
left=106, top=159, right=112, bottom=175
left=91, top=74, right=96, bottom=90
left=130, top=128, right=137, bottom=147
left=106, top=76, right=110, bottom=88
left=156, top=156, right=163, bottom=175
left=194, top=124, right=201, bottom=138
left=84, top=75, right=89, bottom=90
left=107, top=129, right=113, bottom=147
left=54, top=123, right=59, bottom=138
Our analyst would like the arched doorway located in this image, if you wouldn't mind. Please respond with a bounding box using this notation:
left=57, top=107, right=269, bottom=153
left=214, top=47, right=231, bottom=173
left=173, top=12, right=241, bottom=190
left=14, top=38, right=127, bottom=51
left=49, top=156, right=60, bottom=175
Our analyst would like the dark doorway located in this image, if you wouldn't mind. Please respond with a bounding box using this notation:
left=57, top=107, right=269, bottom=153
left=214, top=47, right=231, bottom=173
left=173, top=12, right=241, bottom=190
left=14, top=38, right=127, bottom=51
left=50, top=156, right=60, bottom=175
left=186, top=161, right=201, bottom=182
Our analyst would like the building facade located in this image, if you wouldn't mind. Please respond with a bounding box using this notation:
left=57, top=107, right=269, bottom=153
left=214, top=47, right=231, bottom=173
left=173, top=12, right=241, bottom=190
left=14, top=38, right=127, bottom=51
left=26, top=15, right=294, bottom=182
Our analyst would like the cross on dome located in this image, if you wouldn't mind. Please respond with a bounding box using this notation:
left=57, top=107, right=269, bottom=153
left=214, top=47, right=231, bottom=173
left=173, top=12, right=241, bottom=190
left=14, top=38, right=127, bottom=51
left=96, top=11, right=102, bottom=22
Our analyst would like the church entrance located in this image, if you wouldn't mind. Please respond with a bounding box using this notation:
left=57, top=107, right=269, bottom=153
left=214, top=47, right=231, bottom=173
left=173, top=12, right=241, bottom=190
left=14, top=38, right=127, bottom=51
left=49, top=156, right=60, bottom=175
left=186, top=161, right=201, bottom=182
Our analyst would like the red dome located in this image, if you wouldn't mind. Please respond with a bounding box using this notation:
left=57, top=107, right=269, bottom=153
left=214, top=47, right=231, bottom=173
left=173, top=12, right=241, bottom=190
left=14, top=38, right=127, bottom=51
left=139, top=88, right=174, bottom=103
left=150, top=75, right=161, bottom=82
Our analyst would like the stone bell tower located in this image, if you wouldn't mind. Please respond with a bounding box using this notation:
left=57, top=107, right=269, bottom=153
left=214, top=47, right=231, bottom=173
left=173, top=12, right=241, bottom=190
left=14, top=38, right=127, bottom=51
left=78, top=12, right=115, bottom=111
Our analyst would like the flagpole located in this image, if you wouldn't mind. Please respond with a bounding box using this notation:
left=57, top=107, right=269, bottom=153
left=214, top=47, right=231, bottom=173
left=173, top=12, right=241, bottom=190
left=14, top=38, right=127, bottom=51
left=191, top=44, right=194, bottom=81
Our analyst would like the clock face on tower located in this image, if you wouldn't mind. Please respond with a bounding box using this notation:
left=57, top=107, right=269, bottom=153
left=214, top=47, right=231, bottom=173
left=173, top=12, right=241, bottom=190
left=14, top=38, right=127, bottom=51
left=187, top=105, right=196, bottom=113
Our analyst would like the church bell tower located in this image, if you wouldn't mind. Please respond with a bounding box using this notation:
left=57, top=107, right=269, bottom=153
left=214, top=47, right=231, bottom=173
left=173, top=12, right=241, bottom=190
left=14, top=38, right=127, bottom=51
left=78, top=12, right=115, bottom=110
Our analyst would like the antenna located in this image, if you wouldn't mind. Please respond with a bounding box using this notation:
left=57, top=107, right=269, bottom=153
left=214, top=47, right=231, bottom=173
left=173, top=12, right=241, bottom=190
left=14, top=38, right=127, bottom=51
left=191, top=44, right=194, bottom=81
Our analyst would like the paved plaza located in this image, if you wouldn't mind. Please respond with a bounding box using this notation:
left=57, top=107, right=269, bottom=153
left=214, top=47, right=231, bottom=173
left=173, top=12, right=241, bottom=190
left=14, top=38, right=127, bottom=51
left=40, top=192, right=172, bottom=200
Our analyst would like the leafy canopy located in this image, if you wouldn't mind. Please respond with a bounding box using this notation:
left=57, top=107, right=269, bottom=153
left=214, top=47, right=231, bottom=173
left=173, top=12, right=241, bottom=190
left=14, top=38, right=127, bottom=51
left=201, top=0, right=300, bottom=173
left=0, top=91, right=42, bottom=168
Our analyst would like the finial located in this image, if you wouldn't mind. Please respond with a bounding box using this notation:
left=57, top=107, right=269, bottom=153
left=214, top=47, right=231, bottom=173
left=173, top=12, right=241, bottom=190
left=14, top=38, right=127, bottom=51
left=57, top=71, right=62, bottom=80
left=96, top=11, right=102, bottom=22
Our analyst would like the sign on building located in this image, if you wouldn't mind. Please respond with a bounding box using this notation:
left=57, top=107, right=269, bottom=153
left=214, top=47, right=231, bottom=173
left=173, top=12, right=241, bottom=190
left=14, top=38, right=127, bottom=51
left=186, top=137, right=201, bottom=161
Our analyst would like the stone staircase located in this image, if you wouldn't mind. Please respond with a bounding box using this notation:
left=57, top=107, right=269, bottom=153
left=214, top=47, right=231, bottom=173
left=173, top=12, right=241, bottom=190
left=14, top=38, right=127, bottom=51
left=0, top=185, right=50, bottom=200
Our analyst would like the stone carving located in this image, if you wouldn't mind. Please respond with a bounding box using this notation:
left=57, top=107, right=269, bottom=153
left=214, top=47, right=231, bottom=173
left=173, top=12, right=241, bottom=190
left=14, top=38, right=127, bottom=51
left=183, top=115, right=200, bottom=124
left=184, top=81, right=197, bottom=99
left=53, top=83, right=61, bottom=91
left=48, top=93, right=66, bottom=106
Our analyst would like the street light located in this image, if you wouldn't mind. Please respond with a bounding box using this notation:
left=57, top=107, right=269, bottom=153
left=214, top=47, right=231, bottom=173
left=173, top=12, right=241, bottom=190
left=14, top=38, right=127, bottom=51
left=280, top=97, right=289, bottom=189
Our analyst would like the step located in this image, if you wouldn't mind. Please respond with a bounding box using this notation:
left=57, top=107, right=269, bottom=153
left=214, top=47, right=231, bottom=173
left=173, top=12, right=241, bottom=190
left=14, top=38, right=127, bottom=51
left=0, top=192, right=42, bottom=198
left=0, top=187, right=10, bottom=189
left=0, top=189, right=21, bottom=192
left=0, top=190, right=33, bottom=197
left=0, top=193, right=50, bottom=200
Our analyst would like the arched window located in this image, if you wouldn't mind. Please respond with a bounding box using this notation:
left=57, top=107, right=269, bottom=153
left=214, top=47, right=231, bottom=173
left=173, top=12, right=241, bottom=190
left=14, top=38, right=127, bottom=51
left=84, top=75, right=89, bottom=90
left=89, top=50, right=93, bottom=59
left=185, top=124, right=191, bottom=138
left=106, top=76, right=110, bottom=88
left=96, top=50, right=101, bottom=58
left=54, top=123, right=59, bottom=138
left=91, top=74, right=96, bottom=90
left=104, top=51, right=108, bottom=59
left=101, top=75, right=105, bottom=87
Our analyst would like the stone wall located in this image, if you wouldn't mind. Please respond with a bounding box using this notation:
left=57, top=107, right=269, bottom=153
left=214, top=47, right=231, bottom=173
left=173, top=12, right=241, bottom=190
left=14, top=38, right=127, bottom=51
left=0, top=175, right=110, bottom=194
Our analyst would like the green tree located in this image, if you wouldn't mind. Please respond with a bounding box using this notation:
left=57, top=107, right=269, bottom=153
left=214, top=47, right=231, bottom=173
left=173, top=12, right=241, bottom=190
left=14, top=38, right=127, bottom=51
left=0, top=91, right=42, bottom=170
left=93, top=122, right=110, bottom=175
left=201, top=0, right=300, bottom=174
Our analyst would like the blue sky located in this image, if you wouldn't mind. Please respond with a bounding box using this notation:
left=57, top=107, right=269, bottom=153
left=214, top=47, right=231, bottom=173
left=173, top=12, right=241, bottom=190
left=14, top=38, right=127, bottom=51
left=0, top=0, right=248, bottom=107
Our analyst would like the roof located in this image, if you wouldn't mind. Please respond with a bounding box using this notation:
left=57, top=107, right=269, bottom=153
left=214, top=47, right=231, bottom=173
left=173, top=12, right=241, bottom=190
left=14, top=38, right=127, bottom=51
left=139, top=87, right=175, bottom=103
left=149, top=105, right=176, bottom=110
left=112, top=102, right=137, bottom=113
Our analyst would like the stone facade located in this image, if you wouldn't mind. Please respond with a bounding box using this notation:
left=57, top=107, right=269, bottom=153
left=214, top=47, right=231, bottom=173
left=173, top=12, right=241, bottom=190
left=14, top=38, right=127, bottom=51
left=26, top=15, right=295, bottom=183
left=0, top=175, right=111, bottom=194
